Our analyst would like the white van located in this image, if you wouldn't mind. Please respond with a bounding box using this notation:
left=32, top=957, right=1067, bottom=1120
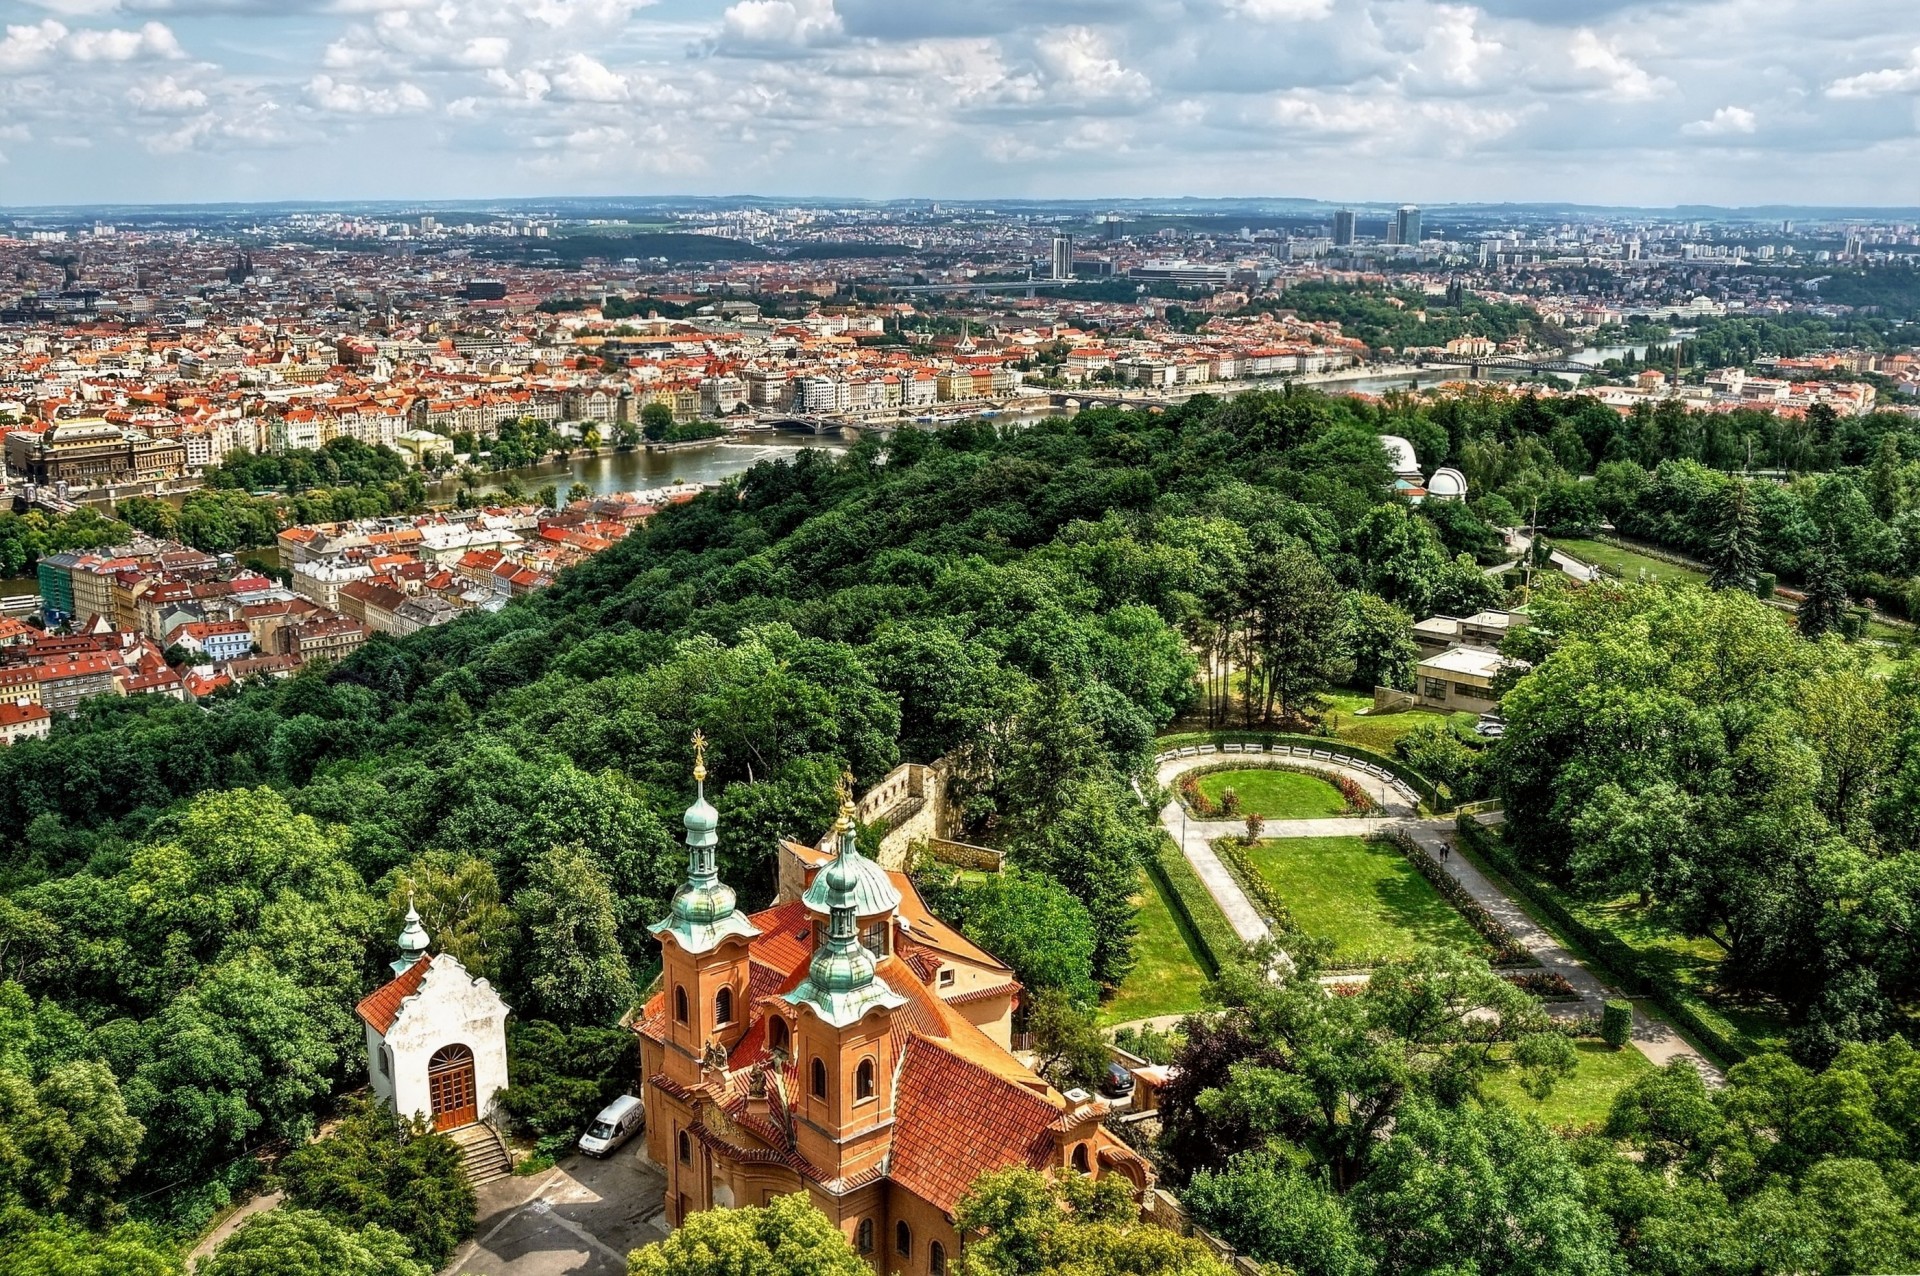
left=579, top=1095, right=643, bottom=1158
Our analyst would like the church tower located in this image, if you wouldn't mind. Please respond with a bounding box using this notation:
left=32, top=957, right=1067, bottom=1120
left=782, top=799, right=907, bottom=1182
left=651, top=732, right=760, bottom=1090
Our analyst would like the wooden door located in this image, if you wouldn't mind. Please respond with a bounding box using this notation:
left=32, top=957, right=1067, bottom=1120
left=428, top=1043, right=477, bottom=1130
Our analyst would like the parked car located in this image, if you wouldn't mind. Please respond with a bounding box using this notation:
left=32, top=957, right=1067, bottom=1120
left=1100, top=1060, right=1135, bottom=1100
left=579, top=1094, right=643, bottom=1158
left=1475, top=714, right=1506, bottom=738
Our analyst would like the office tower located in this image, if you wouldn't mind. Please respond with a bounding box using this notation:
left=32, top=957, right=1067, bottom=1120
left=1332, top=209, right=1356, bottom=246
left=1050, top=232, right=1073, bottom=281
left=1395, top=205, right=1422, bottom=247
left=1845, top=234, right=1864, bottom=260
left=1103, top=215, right=1122, bottom=241
left=1626, top=238, right=1641, bottom=261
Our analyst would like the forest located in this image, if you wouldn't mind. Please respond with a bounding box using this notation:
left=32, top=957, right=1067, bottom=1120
left=2, top=384, right=1919, bottom=1273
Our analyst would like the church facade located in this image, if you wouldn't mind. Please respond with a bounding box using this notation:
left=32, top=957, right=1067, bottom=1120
left=636, top=749, right=1150, bottom=1275
left=356, top=900, right=512, bottom=1132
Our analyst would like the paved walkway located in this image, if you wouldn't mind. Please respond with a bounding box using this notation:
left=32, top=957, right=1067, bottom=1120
left=189, top=1190, right=284, bottom=1264
left=1151, top=747, right=1725, bottom=1084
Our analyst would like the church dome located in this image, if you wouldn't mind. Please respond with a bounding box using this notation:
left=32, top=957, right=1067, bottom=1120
left=803, top=828, right=901, bottom=919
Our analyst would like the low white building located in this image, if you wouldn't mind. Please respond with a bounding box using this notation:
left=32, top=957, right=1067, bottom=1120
left=355, top=903, right=511, bottom=1132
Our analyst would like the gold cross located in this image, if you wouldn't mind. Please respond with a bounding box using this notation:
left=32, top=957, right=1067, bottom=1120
left=692, top=729, right=707, bottom=783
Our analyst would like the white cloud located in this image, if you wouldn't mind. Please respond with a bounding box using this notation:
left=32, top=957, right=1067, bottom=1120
left=126, top=74, right=208, bottom=113
left=1223, top=0, right=1334, bottom=20
left=1033, top=26, right=1149, bottom=99
left=0, top=17, right=182, bottom=70
left=1682, top=104, right=1756, bottom=136
left=718, top=0, right=843, bottom=50
left=1563, top=29, right=1668, bottom=101
left=1827, top=47, right=1920, bottom=98
left=305, top=74, right=430, bottom=114
left=549, top=53, right=628, bottom=101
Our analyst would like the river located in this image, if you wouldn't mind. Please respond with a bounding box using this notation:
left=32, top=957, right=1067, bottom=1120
left=426, top=435, right=845, bottom=502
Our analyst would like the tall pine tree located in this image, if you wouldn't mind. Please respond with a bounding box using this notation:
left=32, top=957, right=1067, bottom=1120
left=1706, top=478, right=1760, bottom=594
left=1799, top=533, right=1852, bottom=639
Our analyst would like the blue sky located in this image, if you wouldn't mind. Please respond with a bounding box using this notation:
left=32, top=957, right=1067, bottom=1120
left=1, top=0, right=1917, bottom=206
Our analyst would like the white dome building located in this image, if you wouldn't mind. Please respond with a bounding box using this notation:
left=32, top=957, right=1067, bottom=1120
left=1426, top=467, right=1469, bottom=502
left=1378, top=434, right=1422, bottom=479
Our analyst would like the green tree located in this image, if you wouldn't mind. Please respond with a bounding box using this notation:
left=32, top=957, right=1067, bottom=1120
left=1340, top=593, right=1418, bottom=692
left=640, top=402, right=675, bottom=442
left=1798, top=533, right=1851, bottom=639
left=197, top=1208, right=429, bottom=1276
left=944, top=870, right=1098, bottom=1004
left=536, top=483, right=559, bottom=509
left=384, top=852, right=513, bottom=985
left=1347, top=1101, right=1621, bottom=1276
left=497, top=1020, right=637, bottom=1138
left=1707, top=478, right=1761, bottom=593
left=956, top=1167, right=1232, bottom=1276
left=1185, top=1150, right=1372, bottom=1276
left=568, top=482, right=591, bottom=503
left=1025, top=988, right=1107, bottom=1090
left=0, top=1217, right=182, bottom=1276
left=626, top=1192, right=868, bottom=1276
left=512, top=844, right=636, bottom=1027
left=277, top=1097, right=476, bottom=1268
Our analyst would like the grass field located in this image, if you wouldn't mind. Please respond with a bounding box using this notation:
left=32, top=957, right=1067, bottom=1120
left=1102, top=870, right=1213, bottom=1025
left=1479, top=1039, right=1654, bottom=1130
left=1193, top=769, right=1348, bottom=819
left=1554, top=538, right=1706, bottom=586
left=1242, top=836, right=1484, bottom=964
left=1320, top=690, right=1476, bottom=752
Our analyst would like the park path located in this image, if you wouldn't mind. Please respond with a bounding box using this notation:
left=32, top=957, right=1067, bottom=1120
left=187, top=1190, right=284, bottom=1265
left=1151, top=745, right=1724, bottom=1084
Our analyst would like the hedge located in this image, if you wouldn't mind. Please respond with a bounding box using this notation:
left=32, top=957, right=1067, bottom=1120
left=1376, top=827, right=1534, bottom=967
left=1156, top=731, right=1448, bottom=813
left=1453, top=815, right=1746, bottom=1065
left=1146, top=833, right=1241, bottom=976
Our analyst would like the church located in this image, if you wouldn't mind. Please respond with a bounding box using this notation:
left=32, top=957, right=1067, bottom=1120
left=636, top=741, right=1150, bottom=1273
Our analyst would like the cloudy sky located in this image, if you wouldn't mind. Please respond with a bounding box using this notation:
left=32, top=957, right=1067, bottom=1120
left=1, top=0, right=1918, bottom=208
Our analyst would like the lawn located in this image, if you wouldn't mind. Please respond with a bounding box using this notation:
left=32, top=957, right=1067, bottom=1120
left=1241, top=836, right=1484, bottom=965
left=1480, top=1039, right=1654, bottom=1131
left=1192, top=769, right=1348, bottom=819
left=1102, top=870, right=1213, bottom=1025
left=1319, top=690, right=1475, bottom=752
left=1554, top=538, right=1706, bottom=586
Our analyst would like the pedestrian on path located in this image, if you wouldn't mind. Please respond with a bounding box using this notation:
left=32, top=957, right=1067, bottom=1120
left=1440, top=840, right=1451, bottom=862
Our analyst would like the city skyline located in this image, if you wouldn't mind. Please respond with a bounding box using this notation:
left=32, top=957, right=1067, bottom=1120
left=1, top=0, right=1918, bottom=207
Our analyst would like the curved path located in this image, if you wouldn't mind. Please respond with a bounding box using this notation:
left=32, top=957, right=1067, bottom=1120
left=1151, top=744, right=1723, bottom=1084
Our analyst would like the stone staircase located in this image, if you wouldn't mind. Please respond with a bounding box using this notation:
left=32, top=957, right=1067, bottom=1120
left=449, top=1122, right=512, bottom=1187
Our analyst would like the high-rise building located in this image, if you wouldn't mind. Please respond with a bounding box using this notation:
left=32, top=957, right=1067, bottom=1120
left=1050, top=233, right=1074, bottom=281
left=1395, top=205, right=1422, bottom=247
left=1332, top=208, right=1356, bottom=247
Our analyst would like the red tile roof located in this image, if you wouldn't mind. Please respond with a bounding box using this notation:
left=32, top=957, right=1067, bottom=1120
left=355, top=955, right=433, bottom=1034
left=889, top=1035, right=1064, bottom=1214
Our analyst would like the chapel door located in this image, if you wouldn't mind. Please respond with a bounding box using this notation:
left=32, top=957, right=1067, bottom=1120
left=428, top=1043, right=478, bottom=1130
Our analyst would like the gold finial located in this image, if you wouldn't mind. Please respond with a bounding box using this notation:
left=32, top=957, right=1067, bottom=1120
left=834, top=768, right=857, bottom=831
left=692, top=729, right=707, bottom=784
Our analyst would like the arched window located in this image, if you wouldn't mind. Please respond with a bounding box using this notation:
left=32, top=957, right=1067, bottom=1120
left=895, top=1221, right=912, bottom=1257
left=768, top=1016, right=790, bottom=1054
left=673, top=985, right=689, bottom=1024
left=856, top=1219, right=874, bottom=1254
left=1072, top=1143, right=1091, bottom=1173
left=931, top=1241, right=947, bottom=1276
left=677, top=1130, right=691, bottom=1164
left=714, top=986, right=734, bottom=1026
left=811, top=1057, right=828, bottom=1099
left=855, top=1057, right=876, bottom=1102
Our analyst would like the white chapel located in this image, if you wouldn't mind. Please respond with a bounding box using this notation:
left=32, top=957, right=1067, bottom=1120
left=355, top=900, right=513, bottom=1131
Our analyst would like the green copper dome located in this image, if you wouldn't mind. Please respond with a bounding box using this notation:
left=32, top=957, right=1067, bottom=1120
left=801, top=817, right=901, bottom=919
left=652, top=738, right=760, bottom=956
left=785, top=811, right=906, bottom=1028
left=391, top=895, right=430, bottom=976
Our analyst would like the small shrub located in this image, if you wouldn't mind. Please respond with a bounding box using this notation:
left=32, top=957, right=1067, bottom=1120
left=1244, top=814, right=1265, bottom=842
left=1219, top=787, right=1242, bottom=817
left=1601, top=1000, right=1634, bottom=1048
left=1334, top=773, right=1379, bottom=815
